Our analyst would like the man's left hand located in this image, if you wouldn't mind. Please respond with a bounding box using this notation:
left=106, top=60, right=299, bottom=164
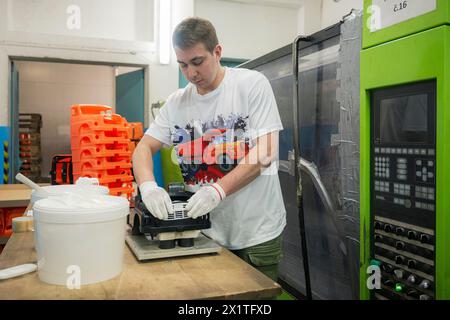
left=186, top=183, right=226, bottom=219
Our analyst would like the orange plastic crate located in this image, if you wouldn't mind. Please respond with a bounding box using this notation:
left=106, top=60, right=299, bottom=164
left=71, top=105, right=130, bottom=128
left=129, top=122, right=144, bottom=140
left=71, top=104, right=111, bottom=118
left=73, top=168, right=134, bottom=184
left=71, top=143, right=131, bottom=162
left=107, top=181, right=133, bottom=189
left=71, top=110, right=126, bottom=124
left=108, top=185, right=133, bottom=200
left=71, top=118, right=131, bottom=137
left=72, top=156, right=132, bottom=172
left=71, top=134, right=130, bottom=149
left=72, top=129, right=129, bottom=140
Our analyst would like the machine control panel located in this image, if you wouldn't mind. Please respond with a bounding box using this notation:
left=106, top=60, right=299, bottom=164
left=373, top=147, right=436, bottom=215
left=370, top=81, right=436, bottom=300
left=372, top=216, right=435, bottom=300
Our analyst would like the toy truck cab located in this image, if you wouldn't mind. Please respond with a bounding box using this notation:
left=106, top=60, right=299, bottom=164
left=177, top=129, right=249, bottom=173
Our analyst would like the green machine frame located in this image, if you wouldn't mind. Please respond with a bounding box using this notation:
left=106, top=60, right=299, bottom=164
left=360, top=0, right=450, bottom=300
left=362, top=0, right=450, bottom=48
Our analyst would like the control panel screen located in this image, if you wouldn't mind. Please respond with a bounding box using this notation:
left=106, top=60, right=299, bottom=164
left=373, top=81, right=435, bottom=146
left=380, top=94, right=428, bottom=144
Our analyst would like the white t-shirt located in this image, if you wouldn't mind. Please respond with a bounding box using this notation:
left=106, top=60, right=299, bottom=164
left=145, top=67, right=286, bottom=250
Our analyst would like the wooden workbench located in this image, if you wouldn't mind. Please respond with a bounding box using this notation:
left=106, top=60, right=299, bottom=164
left=0, top=184, right=49, bottom=208
left=0, top=228, right=282, bottom=300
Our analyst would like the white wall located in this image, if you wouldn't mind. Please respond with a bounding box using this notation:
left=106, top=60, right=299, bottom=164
left=2, top=0, right=348, bottom=129
left=7, top=0, right=154, bottom=42
left=321, top=0, right=363, bottom=29
left=16, top=61, right=115, bottom=178
left=0, top=0, right=159, bottom=127
left=299, top=0, right=363, bottom=34
left=195, top=0, right=300, bottom=60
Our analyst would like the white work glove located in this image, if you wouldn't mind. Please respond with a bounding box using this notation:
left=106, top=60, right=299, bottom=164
left=186, top=183, right=226, bottom=219
left=139, top=181, right=173, bottom=220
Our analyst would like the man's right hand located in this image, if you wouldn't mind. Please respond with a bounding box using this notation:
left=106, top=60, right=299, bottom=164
left=139, top=181, right=173, bottom=220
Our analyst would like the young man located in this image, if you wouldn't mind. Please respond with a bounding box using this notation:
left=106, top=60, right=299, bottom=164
left=132, top=17, right=286, bottom=281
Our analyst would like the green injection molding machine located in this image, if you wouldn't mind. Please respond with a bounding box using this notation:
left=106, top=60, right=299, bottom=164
left=360, top=0, right=450, bottom=300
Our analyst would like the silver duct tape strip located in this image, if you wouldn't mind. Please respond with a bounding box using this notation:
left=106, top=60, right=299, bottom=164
left=336, top=9, right=362, bottom=221
left=335, top=10, right=363, bottom=299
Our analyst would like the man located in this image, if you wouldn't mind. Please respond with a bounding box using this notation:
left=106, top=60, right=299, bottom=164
left=132, top=17, right=286, bottom=281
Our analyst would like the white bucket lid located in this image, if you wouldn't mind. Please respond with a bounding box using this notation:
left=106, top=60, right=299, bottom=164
left=33, top=195, right=129, bottom=224
left=32, top=184, right=109, bottom=197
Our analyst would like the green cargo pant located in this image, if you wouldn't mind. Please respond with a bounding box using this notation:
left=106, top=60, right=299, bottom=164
left=230, top=234, right=283, bottom=282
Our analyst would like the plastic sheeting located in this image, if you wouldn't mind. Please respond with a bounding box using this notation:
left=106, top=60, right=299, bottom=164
left=242, top=11, right=362, bottom=299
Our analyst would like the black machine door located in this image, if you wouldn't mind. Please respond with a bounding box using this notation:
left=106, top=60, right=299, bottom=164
left=295, top=34, right=359, bottom=300
left=252, top=53, right=306, bottom=298
left=240, top=21, right=361, bottom=300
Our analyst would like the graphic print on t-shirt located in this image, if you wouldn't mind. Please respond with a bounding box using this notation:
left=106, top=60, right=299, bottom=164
left=171, top=113, right=250, bottom=187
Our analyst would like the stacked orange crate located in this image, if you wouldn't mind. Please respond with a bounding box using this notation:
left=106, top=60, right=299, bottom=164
left=128, top=122, right=144, bottom=154
left=70, top=105, right=134, bottom=200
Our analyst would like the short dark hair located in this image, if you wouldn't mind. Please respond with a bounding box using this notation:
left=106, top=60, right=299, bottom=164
left=172, top=17, right=218, bottom=53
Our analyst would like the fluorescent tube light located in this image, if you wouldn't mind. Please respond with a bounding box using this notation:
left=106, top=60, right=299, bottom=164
left=159, top=0, right=171, bottom=65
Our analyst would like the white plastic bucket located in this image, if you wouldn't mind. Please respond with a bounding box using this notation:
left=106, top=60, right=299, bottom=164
left=30, top=185, right=109, bottom=205
left=33, top=195, right=129, bottom=286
